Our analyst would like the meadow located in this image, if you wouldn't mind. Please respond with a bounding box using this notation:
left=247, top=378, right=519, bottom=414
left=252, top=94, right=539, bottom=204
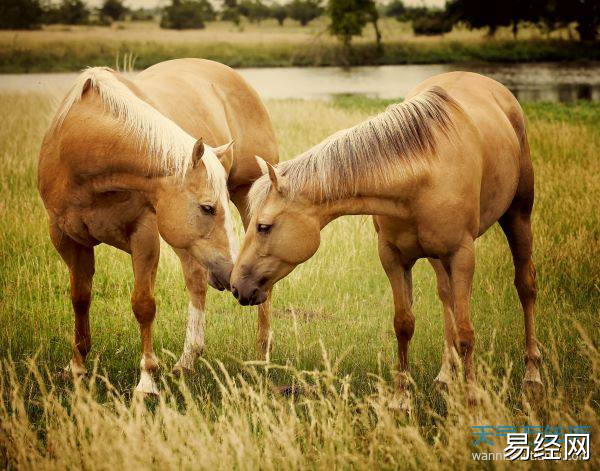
left=2, top=18, right=600, bottom=72
left=0, top=89, right=599, bottom=469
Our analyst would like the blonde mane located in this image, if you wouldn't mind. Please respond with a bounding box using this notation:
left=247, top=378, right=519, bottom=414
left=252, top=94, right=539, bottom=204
left=249, top=86, right=461, bottom=215
left=51, top=67, right=228, bottom=201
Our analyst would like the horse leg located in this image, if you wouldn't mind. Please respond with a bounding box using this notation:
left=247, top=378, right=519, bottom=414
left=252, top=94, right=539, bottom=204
left=172, top=248, right=208, bottom=373
left=49, top=221, right=95, bottom=378
left=130, top=214, right=160, bottom=395
left=377, top=234, right=415, bottom=412
left=231, top=185, right=272, bottom=359
left=442, top=237, right=476, bottom=400
left=429, top=258, right=460, bottom=387
left=499, top=208, right=542, bottom=392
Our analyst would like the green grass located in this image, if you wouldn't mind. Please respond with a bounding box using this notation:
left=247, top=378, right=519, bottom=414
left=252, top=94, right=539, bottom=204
left=1, top=19, right=600, bottom=72
left=0, top=93, right=599, bottom=469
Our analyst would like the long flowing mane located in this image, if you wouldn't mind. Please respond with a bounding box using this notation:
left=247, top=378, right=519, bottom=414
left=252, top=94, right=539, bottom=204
left=249, top=86, right=462, bottom=215
left=50, top=67, right=227, bottom=199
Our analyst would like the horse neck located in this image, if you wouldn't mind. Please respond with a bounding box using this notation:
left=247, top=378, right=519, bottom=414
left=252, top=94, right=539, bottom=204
left=316, top=195, right=402, bottom=227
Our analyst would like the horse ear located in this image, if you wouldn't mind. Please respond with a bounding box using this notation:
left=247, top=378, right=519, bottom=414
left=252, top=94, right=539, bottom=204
left=213, top=139, right=234, bottom=164
left=255, top=155, right=283, bottom=192
left=192, top=138, right=204, bottom=168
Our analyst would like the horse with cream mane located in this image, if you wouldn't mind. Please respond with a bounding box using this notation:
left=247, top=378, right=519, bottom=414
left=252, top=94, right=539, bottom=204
left=38, top=59, right=278, bottom=394
left=232, top=72, right=541, bottom=405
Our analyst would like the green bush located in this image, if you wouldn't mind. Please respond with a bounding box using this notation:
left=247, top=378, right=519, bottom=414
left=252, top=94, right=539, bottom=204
left=160, top=0, right=215, bottom=29
left=412, top=12, right=453, bottom=36
left=0, top=0, right=43, bottom=29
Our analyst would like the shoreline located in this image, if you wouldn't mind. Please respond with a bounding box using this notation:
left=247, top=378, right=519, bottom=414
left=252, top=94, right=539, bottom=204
left=3, top=39, right=600, bottom=73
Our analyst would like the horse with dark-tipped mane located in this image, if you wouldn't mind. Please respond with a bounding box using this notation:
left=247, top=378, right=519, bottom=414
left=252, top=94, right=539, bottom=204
left=232, top=72, right=541, bottom=408
left=38, top=58, right=278, bottom=394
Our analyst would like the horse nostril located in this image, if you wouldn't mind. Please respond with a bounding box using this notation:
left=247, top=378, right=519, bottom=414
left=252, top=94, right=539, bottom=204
left=232, top=286, right=239, bottom=299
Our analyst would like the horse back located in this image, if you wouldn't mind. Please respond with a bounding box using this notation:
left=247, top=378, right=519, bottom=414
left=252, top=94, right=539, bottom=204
left=134, top=58, right=279, bottom=187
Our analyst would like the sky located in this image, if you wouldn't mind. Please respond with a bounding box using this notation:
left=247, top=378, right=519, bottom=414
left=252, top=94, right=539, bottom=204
left=85, top=0, right=446, bottom=10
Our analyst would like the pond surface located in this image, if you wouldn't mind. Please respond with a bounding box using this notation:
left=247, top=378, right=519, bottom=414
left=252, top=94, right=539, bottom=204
left=2, top=62, right=600, bottom=102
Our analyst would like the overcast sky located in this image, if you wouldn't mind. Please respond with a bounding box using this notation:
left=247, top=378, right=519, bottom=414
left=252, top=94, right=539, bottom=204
left=85, top=0, right=446, bottom=10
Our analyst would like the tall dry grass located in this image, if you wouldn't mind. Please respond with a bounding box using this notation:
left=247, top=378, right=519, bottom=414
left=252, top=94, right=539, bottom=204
left=0, top=92, right=599, bottom=468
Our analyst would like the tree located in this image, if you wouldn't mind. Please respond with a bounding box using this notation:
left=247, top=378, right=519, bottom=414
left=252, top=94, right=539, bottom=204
left=161, top=0, right=215, bottom=29
left=101, top=0, right=127, bottom=22
left=412, top=10, right=452, bottom=36
left=571, top=0, right=600, bottom=41
left=384, top=0, right=405, bottom=19
left=271, top=4, right=288, bottom=26
left=288, top=0, right=322, bottom=27
left=327, top=0, right=379, bottom=49
left=45, top=0, right=90, bottom=25
left=446, top=0, right=517, bottom=37
left=221, top=0, right=241, bottom=25
left=238, top=0, right=270, bottom=23
left=0, top=0, right=43, bottom=29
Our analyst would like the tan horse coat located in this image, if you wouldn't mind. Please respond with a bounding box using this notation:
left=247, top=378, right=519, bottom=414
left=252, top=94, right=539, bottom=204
left=39, top=58, right=278, bottom=393
left=233, top=72, right=541, bottom=406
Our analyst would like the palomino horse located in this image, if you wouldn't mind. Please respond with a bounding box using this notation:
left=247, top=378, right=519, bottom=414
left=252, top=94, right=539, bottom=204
left=38, top=59, right=278, bottom=394
left=231, top=72, right=542, bottom=404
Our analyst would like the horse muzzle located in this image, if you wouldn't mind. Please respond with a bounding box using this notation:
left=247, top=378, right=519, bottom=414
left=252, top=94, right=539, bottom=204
left=207, top=263, right=232, bottom=292
left=231, top=282, right=267, bottom=306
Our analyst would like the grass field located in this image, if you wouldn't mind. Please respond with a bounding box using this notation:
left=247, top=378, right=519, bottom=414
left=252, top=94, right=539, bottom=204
left=2, top=18, right=600, bottom=72
left=0, top=91, right=599, bottom=469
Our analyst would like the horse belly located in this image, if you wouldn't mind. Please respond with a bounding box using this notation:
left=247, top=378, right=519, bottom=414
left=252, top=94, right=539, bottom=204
left=478, top=149, right=520, bottom=235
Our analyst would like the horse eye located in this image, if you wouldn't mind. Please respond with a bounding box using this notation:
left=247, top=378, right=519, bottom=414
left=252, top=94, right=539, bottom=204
left=257, top=224, right=272, bottom=234
left=200, top=204, right=216, bottom=216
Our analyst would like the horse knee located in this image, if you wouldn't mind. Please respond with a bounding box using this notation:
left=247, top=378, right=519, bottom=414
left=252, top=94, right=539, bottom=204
left=131, top=292, right=156, bottom=325
left=457, top=327, right=474, bottom=357
left=71, top=294, right=91, bottom=315
left=394, top=310, right=415, bottom=342
left=515, top=261, right=536, bottom=301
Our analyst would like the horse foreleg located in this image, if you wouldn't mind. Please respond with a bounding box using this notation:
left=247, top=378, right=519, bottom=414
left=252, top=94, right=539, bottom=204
left=130, top=214, right=160, bottom=395
left=173, top=249, right=208, bottom=373
left=257, top=290, right=272, bottom=360
left=429, top=258, right=460, bottom=388
left=231, top=185, right=273, bottom=359
left=49, top=222, right=95, bottom=378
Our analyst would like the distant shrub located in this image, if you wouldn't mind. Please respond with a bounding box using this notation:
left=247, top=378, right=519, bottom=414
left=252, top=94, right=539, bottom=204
left=271, top=4, right=288, bottom=26
left=412, top=11, right=453, bottom=36
left=288, top=0, right=323, bottom=27
left=0, top=0, right=43, bottom=29
left=44, top=0, right=90, bottom=25
left=130, top=8, right=156, bottom=22
left=161, top=0, right=216, bottom=29
left=238, top=0, right=270, bottom=24
left=101, top=0, right=127, bottom=22
left=384, top=0, right=405, bottom=19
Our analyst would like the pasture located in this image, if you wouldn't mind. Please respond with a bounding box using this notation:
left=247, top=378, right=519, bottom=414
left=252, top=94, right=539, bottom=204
left=0, top=91, right=599, bottom=469
left=2, top=18, right=599, bottom=72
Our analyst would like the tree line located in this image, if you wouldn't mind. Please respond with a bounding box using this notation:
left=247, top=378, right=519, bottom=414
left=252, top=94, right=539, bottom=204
left=1, top=0, right=598, bottom=43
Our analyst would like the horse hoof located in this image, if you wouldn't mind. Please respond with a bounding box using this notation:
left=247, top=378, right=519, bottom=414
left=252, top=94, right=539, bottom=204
left=56, top=364, right=86, bottom=382
left=433, top=374, right=452, bottom=392
left=522, top=379, right=543, bottom=398
left=389, top=390, right=413, bottom=417
left=135, top=371, right=159, bottom=396
left=171, top=365, right=193, bottom=378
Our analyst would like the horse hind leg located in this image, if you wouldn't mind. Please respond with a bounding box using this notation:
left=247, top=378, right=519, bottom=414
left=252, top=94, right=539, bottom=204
left=499, top=204, right=542, bottom=393
left=49, top=222, right=95, bottom=378
left=429, top=258, right=460, bottom=388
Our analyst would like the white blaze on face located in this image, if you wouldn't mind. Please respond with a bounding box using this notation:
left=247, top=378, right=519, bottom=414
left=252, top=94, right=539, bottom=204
left=221, top=192, right=239, bottom=261
left=202, top=145, right=239, bottom=262
left=174, top=302, right=205, bottom=370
